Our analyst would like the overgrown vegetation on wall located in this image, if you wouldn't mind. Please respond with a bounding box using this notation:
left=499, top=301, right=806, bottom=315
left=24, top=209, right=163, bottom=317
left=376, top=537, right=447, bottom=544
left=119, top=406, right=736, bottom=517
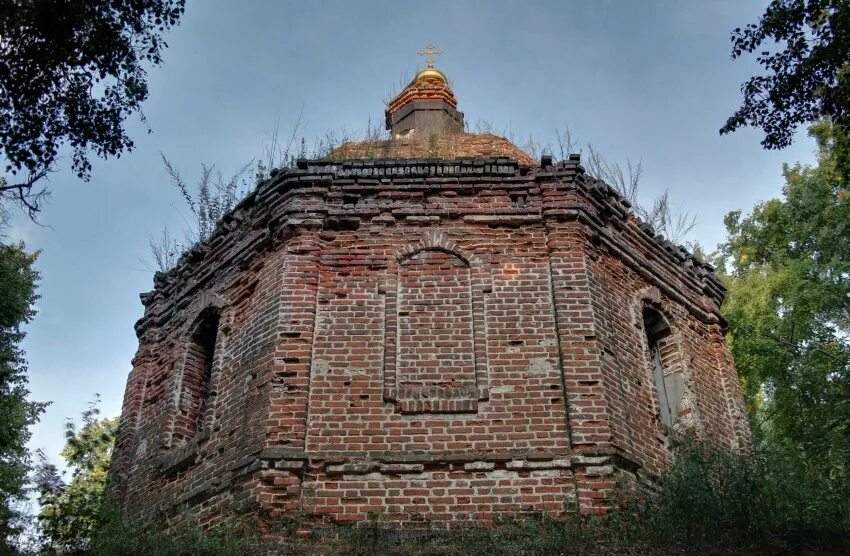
left=147, top=116, right=383, bottom=272
left=145, top=117, right=695, bottom=274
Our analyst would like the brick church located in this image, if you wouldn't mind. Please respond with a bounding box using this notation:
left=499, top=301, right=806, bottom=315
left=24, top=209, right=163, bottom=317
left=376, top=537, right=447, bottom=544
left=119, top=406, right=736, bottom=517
left=110, top=49, right=751, bottom=529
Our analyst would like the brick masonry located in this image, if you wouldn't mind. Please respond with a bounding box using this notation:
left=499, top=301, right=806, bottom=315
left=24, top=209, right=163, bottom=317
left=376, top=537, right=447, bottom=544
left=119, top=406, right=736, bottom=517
left=109, top=154, right=751, bottom=531
left=329, top=134, right=536, bottom=166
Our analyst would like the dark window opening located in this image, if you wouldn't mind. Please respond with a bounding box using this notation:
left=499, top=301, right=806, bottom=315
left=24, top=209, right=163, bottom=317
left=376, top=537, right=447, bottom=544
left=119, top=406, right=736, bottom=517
left=642, top=306, right=675, bottom=429
left=174, top=310, right=220, bottom=443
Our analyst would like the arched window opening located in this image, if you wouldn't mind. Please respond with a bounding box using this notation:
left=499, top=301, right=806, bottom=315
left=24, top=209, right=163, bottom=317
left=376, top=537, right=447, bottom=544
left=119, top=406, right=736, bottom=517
left=175, top=309, right=220, bottom=443
left=642, top=306, right=682, bottom=430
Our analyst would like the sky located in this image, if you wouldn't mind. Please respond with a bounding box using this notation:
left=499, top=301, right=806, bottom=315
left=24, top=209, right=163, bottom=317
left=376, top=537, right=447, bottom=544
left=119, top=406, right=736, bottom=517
left=9, top=0, right=819, bottom=472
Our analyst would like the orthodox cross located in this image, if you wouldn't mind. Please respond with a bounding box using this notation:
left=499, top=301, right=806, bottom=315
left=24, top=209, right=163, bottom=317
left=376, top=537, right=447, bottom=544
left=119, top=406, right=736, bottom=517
left=417, top=44, right=443, bottom=68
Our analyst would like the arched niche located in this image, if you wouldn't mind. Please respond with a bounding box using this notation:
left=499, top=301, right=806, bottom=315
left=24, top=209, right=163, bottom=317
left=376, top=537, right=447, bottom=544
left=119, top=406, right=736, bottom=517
left=172, top=307, right=222, bottom=444
left=381, top=231, right=490, bottom=414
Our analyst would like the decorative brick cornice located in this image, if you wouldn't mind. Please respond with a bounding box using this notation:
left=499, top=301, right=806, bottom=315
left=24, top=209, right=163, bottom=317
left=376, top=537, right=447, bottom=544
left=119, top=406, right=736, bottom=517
left=135, top=156, right=725, bottom=337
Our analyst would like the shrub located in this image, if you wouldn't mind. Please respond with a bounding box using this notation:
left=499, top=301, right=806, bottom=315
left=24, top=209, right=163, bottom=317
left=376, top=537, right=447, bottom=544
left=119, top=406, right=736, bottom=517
left=89, top=506, right=264, bottom=556
left=605, top=442, right=850, bottom=554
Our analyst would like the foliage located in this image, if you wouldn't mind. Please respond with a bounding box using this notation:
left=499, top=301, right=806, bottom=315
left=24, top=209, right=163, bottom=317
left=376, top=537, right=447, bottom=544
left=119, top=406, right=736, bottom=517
left=148, top=155, right=255, bottom=270
left=0, top=0, right=185, bottom=216
left=0, top=241, right=45, bottom=551
left=722, top=0, right=850, bottom=149
left=609, top=444, right=848, bottom=553
left=147, top=156, right=273, bottom=273
left=149, top=113, right=696, bottom=275
left=35, top=397, right=118, bottom=553
left=720, top=120, right=849, bottom=487
left=335, top=445, right=847, bottom=555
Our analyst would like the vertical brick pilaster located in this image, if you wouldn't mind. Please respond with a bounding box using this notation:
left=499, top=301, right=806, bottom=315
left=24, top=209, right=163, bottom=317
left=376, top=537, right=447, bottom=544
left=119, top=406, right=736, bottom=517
left=543, top=217, right=616, bottom=512
left=108, top=343, right=149, bottom=505
left=266, top=234, right=320, bottom=450
left=258, top=231, right=320, bottom=518
left=710, top=325, right=752, bottom=453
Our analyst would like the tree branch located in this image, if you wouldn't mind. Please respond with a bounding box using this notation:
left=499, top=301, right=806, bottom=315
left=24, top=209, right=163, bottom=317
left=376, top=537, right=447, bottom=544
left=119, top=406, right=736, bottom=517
left=0, top=168, right=50, bottom=220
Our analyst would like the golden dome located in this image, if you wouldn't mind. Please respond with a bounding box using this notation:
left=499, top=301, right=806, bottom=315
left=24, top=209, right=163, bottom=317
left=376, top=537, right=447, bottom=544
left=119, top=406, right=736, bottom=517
left=414, top=67, right=447, bottom=84
left=386, top=62, right=458, bottom=115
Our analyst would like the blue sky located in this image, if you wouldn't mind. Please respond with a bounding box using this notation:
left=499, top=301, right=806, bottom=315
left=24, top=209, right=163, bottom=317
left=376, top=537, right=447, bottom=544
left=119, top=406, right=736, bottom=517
left=10, top=0, right=818, bottom=470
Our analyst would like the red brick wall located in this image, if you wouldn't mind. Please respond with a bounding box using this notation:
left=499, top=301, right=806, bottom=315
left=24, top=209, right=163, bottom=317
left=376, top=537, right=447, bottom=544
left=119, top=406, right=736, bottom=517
left=109, top=156, right=749, bottom=530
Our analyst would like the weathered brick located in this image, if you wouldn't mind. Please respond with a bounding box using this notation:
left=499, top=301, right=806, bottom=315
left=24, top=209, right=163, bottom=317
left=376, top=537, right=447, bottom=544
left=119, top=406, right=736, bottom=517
left=109, top=153, right=750, bottom=532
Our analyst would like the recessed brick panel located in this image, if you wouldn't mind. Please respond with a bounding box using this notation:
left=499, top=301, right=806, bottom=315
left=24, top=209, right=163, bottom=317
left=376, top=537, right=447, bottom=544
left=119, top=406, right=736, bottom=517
left=397, top=250, right=475, bottom=391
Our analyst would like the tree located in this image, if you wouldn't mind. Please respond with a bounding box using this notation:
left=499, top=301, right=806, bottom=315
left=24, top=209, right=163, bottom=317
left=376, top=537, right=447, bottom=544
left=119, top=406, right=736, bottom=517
left=0, top=0, right=186, bottom=216
left=721, top=0, right=850, bottom=149
left=720, top=121, right=850, bottom=478
left=36, top=397, right=118, bottom=553
left=0, top=241, right=46, bottom=550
